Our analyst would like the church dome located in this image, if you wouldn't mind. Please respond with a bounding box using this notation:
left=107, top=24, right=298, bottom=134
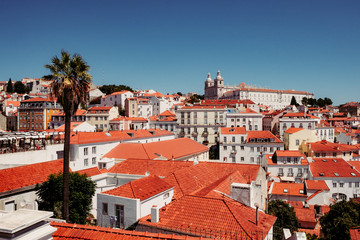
left=205, top=73, right=212, bottom=83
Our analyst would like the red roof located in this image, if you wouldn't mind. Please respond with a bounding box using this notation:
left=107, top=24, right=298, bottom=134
left=305, top=180, right=329, bottom=191
left=310, top=158, right=360, bottom=178
left=0, top=159, right=64, bottom=193
left=350, top=227, right=360, bottom=240
left=164, top=162, right=261, bottom=200
left=75, top=167, right=102, bottom=177
left=181, top=105, right=227, bottom=109
left=282, top=112, right=312, bottom=118
left=88, top=106, right=112, bottom=111
left=21, top=97, right=54, bottom=102
left=103, top=175, right=173, bottom=201
left=109, top=90, right=131, bottom=95
left=246, top=131, right=282, bottom=143
left=220, top=127, right=246, bottom=135
left=103, top=138, right=208, bottom=160
left=270, top=182, right=305, bottom=197
left=294, top=207, right=316, bottom=223
left=70, top=129, right=173, bottom=145
left=284, top=127, right=304, bottom=134
left=6, top=101, right=20, bottom=107
left=309, top=140, right=357, bottom=152
left=159, top=110, right=176, bottom=117
left=125, top=117, right=148, bottom=122
left=108, top=159, right=193, bottom=177
left=199, top=99, right=255, bottom=106
left=276, top=150, right=302, bottom=157
left=138, top=195, right=276, bottom=240
left=51, top=222, right=207, bottom=240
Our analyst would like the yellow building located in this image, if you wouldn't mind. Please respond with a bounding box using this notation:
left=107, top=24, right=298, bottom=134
left=284, top=127, right=319, bottom=151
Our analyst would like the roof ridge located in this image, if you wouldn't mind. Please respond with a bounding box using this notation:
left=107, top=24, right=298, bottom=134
left=142, top=144, right=151, bottom=160
left=129, top=181, right=136, bottom=199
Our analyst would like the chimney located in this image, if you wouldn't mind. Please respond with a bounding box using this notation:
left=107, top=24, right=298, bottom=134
left=151, top=205, right=159, bottom=223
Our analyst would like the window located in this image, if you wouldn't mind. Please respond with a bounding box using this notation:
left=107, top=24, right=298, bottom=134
left=356, top=182, right=360, bottom=188
left=224, top=146, right=227, bottom=150
left=315, top=153, right=320, bottom=157
left=241, top=157, right=244, bottom=161
left=339, top=182, right=344, bottom=188
left=115, top=205, right=124, bottom=228
left=92, top=157, right=96, bottom=165
left=84, top=147, right=88, bottom=156
left=102, top=203, right=108, bottom=215
left=163, top=192, right=170, bottom=199
left=333, top=182, right=337, bottom=188
left=92, top=147, right=96, bottom=154
left=241, top=146, right=244, bottom=150
left=84, top=158, right=88, bottom=166
left=232, top=136, right=235, bottom=142
left=349, top=182, right=352, bottom=188
left=296, top=140, right=300, bottom=146
left=250, top=157, right=254, bottom=163
left=224, top=136, right=227, bottom=142
left=257, top=147, right=260, bottom=152
left=232, top=157, right=236, bottom=163
left=322, top=153, right=326, bottom=157
left=251, top=147, right=254, bottom=152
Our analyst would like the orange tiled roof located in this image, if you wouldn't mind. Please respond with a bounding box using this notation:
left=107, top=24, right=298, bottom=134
left=102, top=175, right=173, bottom=201
left=181, top=105, right=227, bottom=109
left=305, top=180, right=329, bottom=191
left=88, top=106, right=113, bottom=111
left=276, top=150, right=302, bottom=157
left=21, top=97, right=54, bottom=102
left=109, top=90, right=131, bottom=95
left=164, top=162, right=261, bottom=200
left=294, top=207, right=316, bottom=223
left=6, top=101, right=20, bottom=107
left=108, top=159, right=193, bottom=177
left=284, top=127, right=304, bottom=134
left=350, top=228, right=360, bottom=240
left=310, top=158, right=360, bottom=178
left=125, top=117, right=148, bottom=122
left=159, top=110, right=176, bottom=117
left=309, top=140, right=357, bottom=152
left=282, top=112, right=312, bottom=118
left=246, top=131, right=282, bottom=143
left=0, top=159, right=64, bottom=193
left=75, top=167, right=102, bottom=177
left=270, top=182, right=305, bottom=197
left=103, top=138, right=208, bottom=160
left=138, top=195, right=276, bottom=240
left=220, top=127, right=246, bottom=135
left=199, top=99, right=255, bottom=105
left=51, top=222, right=207, bottom=240
left=52, top=109, right=87, bottom=116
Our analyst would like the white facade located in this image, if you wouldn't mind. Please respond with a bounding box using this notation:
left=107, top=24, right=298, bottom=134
left=279, top=114, right=318, bottom=140
left=226, top=109, right=263, bottom=131
left=101, top=91, right=134, bottom=109
left=97, top=187, right=173, bottom=229
left=315, top=126, right=335, bottom=142
left=204, top=71, right=314, bottom=110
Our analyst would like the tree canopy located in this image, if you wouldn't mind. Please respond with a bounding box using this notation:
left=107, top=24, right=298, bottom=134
left=268, top=200, right=299, bottom=240
left=36, top=172, right=96, bottom=224
left=301, top=97, right=333, bottom=107
left=320, top=200, right=360, bottom=240
left=290, top=96, right=299, bottom=106
left=99, top=84, right=133, bottom=95
left=6, top=78, right=13, bottom=93
left=14, top=81, right=29, bottom=94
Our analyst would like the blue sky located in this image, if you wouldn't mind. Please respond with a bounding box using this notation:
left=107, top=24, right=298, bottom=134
left=0, top=0, right=359, bottom=105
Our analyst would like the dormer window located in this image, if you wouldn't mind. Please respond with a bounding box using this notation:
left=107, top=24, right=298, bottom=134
left=283, top=189, right=288, bottom=193
left=334, top=173, right=339, bottom=177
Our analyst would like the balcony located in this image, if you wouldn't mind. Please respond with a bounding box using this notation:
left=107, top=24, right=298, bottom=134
left=288, top=173, right=294, bottom=177
left=192, top=132, right=198, bottom=137
left=202, top=131, right=209, bottom=137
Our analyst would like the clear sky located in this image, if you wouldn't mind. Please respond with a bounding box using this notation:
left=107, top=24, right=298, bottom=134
left=0, top=0, right=359, bottom=105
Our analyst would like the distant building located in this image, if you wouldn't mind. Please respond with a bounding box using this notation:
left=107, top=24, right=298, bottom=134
left=204, top=70, right=314, bottom=109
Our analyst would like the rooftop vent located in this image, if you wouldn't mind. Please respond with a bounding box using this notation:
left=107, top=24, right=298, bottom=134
left=283, top=189, right=288, bottom=193
left=319, top=173, right=324, bottom=176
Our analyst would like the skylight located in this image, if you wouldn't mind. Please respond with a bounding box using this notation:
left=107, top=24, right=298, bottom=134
left=334, top=173, right=339, bottom=176
left=351, top=173, right=356, bottom=176
left=283, top=189, right=288, bottom=193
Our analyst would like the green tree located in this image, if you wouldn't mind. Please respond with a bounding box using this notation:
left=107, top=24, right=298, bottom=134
left=14, top=81, right=29, bottom=94
left=268, top=200, right=299, bottom=240
left=44, top=50, right=92, bottom=222
left=290, top=96, right=299, bottom=106
left=324, top=97, right=333, bottom=106
left=320, top=200, right=360, bottom=240
left=36, top=172, right=96, bottom=224
left=6, top=78, right=13, bottom=93
left=301, top=97, right=308, bottom=106
left=99, top=84, right=133, bottom=95
left=317, top=98, right=325, bottom=108
left=308, top=98, right=317, bottom=107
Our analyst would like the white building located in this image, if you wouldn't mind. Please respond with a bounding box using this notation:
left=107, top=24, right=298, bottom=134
left=97, top=175, right=173, bottom=229
left=309, top=157, right=360, bottom=201
left=69, top=129, right=175, bottom=171
left=148, top=110, right=177, bottom=134
left=100, top=90, right=134, bottom=109
left=226, top=108, right=263, bottom=131
left=279, top=112, right=319, bottom=140
left=204, top=70, right=314, bottom=109
left=266, top=150, right=310, bottom=183
left=219, top=127, right=284, bottom=165
left=177, top=105, right=228, bottom=145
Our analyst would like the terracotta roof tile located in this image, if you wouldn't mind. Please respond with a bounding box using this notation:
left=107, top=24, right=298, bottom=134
left=294, top=207, right=316, bottom=223
left=310, top=158, right=360, bottom=178
left=220, top=127, right=246, bottom=135
left=270, top=182, right=305, bottom=197
left=246, top=131, right=282, bottom=143
left=51, top=222, right=207, bottom=239
left=159, top=110, right=176, bottom=117
left=138, top=195, right=276, bottom=239
left=75, top=167, right=102, bottom=177
left=103, top=138, right=208, bottom=160
left=305, top=180, right=329, bottom=191
left=284, top=127, right=304, bottom=134
left=103, top=175, right=173, bottom=201
left=0, top=159, right=64, bottom=193
left=276, top=150, right=303, bottom=157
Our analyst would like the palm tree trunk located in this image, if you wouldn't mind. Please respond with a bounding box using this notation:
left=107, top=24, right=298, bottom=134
left=63, top=112, right=71, bottom=222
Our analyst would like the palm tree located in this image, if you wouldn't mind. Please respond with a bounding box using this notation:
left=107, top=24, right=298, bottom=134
left=44, top=50, right=92, bottom=222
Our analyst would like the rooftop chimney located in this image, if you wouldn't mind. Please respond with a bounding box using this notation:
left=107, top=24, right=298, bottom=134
left=151, top=205, right=159, bottom=223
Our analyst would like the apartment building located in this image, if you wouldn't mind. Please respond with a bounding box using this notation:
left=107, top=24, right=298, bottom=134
left=279, top=112, right=319, bottom=139
left=86, top=106, right=118, bottom=131
left=176, top=105, right=227, bottom=145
